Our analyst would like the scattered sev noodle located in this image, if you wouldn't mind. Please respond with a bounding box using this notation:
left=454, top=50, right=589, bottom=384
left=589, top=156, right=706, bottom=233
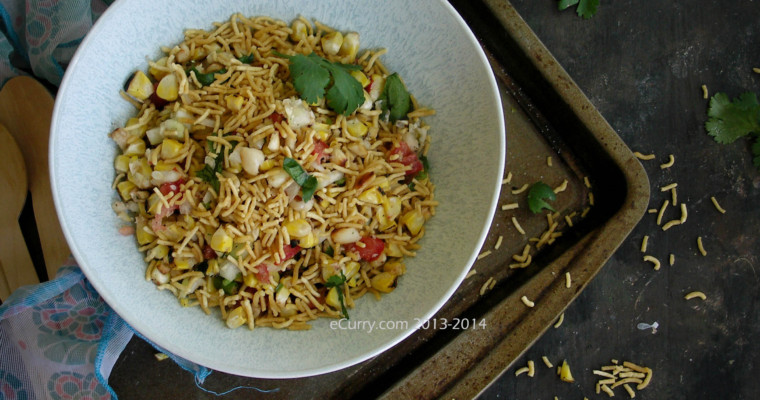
left=547, top=156, right=553, bottom=167
left=477, top=250, right=492, bottom=260
left=501, top=202, right=519, bottom=211
left=588, top=192, right=595, bottom=206
left=520, top=295, right=535, bottom=308
left=710, top=196, right=726, bottom=214
left=465, top=269, right=477, bottom=279
left=669, top=253, right=675, bottom=266
left=662, top=219, right=681, bottom=231
left=565, top=272, right=572, bottom=288
left=553, top=179, right=568, bottom=194
left=671, top=186, right=678, bottom=206
left=527, top=360, right=536, bottom=377
left=514, top=366, right=530, bottom=377
left=584, top=176, right=591, bottom=188
left=697, top=236, right=707, bottom=256
left=643, top=255, right=660, bottom=270
left=595, top=360, right=653, bottom=397
left=110, top=15, right=437, bottom=330
left=634, top=152, right=655, bottom=160
left=679, top=203, right=688, bottom=223
left=512, top=183, right=529, bottom=194
left=553, top=312, right=564, bottom=328
left=702, top=84, right=709, bottom=99
left=754, top=67, right=760, bottom=74
left=623, top=383, right=636, bottom=398
left=660, top=154, right=674, bottom=169
left=480, top=277, right=495, bottom=296
left=685, top=291, right=707, bottom=300
left=494, top=235, right=504, bottom=250
left=511, top=217, right=526, bottom=235
left=656, top=199, right=669, bottom=225
left=542, top=356, right=553, bottom=368
left=660, top=182, right=677, bottom=192
left=640, top=235, right=649, bottom=253
left=503, top=171, right=513, bottom=185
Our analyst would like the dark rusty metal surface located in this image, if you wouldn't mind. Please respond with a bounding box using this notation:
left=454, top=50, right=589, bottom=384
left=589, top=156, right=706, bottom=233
left=109, top=1, right=650, bottom=398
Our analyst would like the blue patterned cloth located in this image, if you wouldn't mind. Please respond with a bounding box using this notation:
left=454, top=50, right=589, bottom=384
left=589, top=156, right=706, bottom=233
left=0, top=260, right=216, bottom=400
left=0, top=0, right=112, bottom=87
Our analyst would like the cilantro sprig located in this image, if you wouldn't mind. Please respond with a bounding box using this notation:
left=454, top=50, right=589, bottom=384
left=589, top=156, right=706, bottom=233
left=558, top=0, right=599, bottom=19
left=706, top=92, right=760, bottom=170
left=527, top=182, right=557, bottom=214
left=277, top=52, right=364, bottom=115
left=325, top=272, right=349, bottom=319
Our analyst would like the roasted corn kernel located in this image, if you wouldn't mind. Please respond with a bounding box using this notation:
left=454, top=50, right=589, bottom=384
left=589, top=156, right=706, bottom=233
left=210, top=226, right=233, bottom=253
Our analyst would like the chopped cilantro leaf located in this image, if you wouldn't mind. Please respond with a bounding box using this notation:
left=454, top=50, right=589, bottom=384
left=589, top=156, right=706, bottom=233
left=238, top=53, right=255, bottom=64
left=196, top=161, right=222, bottom=193
left=380, top=73, right=411, bottom=122
left=188, top=67, right=227, bottom=86
left=527, top=182, right=557, bottom=214
left=282, top=157, right=319, bottom=201
left=325, top=272, right=349, bottom=319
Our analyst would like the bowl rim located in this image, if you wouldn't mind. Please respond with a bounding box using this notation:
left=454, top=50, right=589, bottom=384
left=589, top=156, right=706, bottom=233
left=49, top=0, right=505, bottom=378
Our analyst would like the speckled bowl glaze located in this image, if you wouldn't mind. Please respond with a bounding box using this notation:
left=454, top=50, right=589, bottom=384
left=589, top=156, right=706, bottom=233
left=50, top=0, right=504, bottom=378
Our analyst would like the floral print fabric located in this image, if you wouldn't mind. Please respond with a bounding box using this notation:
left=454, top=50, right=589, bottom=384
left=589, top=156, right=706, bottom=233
left=0, top=262, right=131, bottom=400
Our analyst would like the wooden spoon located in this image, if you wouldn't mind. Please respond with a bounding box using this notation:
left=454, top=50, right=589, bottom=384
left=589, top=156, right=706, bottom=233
left=0, top=76, right=70, bottom=280
left=0, top=123, right=39, bottom=299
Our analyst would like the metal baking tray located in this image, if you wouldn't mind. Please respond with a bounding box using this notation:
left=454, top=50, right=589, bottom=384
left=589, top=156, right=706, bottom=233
left=110, top=0, right=649, bottom=398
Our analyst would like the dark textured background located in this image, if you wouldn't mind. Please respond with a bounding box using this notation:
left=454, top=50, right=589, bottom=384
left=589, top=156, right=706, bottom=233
left=482, top=1, right=760, bottom=399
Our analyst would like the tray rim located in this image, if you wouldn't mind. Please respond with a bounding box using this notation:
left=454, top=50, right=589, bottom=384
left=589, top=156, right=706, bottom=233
left=378, top=1, right=651, bottom=398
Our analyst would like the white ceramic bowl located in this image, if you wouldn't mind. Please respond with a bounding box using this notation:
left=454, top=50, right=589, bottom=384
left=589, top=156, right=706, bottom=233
left=51, top=0, right=504, bottom=378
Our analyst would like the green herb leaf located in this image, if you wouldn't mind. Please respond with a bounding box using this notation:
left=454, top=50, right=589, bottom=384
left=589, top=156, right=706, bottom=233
left=558, top=0, right=598, bottom=19
left=325, top=272, right=349, bottom=319
left=188, top=67, right=227, bottom=86
left=323, top=62, right=365, bottom=115
left=278, top=52, right=364, bottom=115
left=196, top=162, right=221, bottom=193
left=527, top=182, right=557, bottom=214
left=324, top=245, right=334, bottom=257
left=558, top=0, right=579, bottom=10
left=196, top=136, right=242, bottom=193
left=415, top=155, right=430, bottom=180
left=706, top=92, right=760, bottom=144
left=275, top=282, right=283, bottom=293
left=238, top=53, right=255, bottom=64
left=283, top=157, right=319, bottom=202
left=576, top=0, right=599, bottom=18
left=282, top=53, right=331, bottom=104
left=380, top=73, right=411, bottom=122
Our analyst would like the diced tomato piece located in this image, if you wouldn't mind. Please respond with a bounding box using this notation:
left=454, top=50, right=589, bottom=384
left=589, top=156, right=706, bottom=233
left=159, top=177, right=186, bottom=196
left=254, top=264, right=270, bottom=283
left=346, top=237, right=385, bottom=262
left=312, top=140, right=329, bottom=164
left=203, top=244, right=216, bottom=259
left=278, top=244, right=301, bottom=265
left=388, top=141, right=423, bottom=176
left=269, top=112, right=284, bottom=123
